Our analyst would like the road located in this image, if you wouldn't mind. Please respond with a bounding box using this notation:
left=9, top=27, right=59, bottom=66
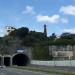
left=0, top=66, right=75, bottom=75
left=30, top=65, right=75, bottom=73
left=0, top=68, right=56, bottom=75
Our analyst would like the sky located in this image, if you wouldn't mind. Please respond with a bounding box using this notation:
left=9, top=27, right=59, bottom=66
left=0, top=0, right=75, bottom=37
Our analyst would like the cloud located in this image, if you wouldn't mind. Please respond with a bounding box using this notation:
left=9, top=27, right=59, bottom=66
left=22, top=5, right=36, bottom=15
left=62, top=28, right=75, bottom=33
left=36, top=14, right=68, bottom=24
left=36, top=14, right=60, bottom=23
left=60, top=5, right=75, bottom=15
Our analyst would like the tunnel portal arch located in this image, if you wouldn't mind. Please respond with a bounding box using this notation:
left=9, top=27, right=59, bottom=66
left=12, top=53, right=30, bottom=66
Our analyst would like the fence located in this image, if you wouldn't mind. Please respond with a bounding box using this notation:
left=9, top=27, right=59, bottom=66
left=31, top=60, right=75, bottom=66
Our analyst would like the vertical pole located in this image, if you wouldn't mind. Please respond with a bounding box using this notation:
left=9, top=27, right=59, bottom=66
left=1, top=56, right=4, bottom=66
left=0, top=57, right=1, bottom=65
left=10, top=56, right=12, bottom=66
left=54, top=59, right=56, bottom=67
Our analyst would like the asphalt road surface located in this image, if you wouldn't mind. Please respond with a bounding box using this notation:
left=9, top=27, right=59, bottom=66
left=0, top=68, right=52, bottom=75
left=0, top=66, right=75, bottom=75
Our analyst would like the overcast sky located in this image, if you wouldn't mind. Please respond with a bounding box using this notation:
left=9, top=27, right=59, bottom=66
left=0, top=0, right=75, bottom=37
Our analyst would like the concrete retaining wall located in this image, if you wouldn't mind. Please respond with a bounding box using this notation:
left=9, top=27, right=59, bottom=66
left=31, top=60, right=75, bottom=66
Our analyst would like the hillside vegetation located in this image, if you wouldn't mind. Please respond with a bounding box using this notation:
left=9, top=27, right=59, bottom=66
left=0, top=27, right=75, bottom=60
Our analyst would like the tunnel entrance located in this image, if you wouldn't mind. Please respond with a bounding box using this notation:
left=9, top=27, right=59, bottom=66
left=12, top=53, right=29, bottom=66
left=4, top=57, right=10, bottom=66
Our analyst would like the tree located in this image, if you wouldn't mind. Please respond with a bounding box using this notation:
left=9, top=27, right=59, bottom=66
left=50, top=33, right=56, bottom=40
left=29, top=31, right=46, bottom=40
left=21, top=30, right=49, bottom=46
left=60, top=32, right=72, bottom=39
left=32, top=45, right=52, bottom=60
left=9, top=27, right=29, bottom=39
left=22, top=35, right=38, bottom=46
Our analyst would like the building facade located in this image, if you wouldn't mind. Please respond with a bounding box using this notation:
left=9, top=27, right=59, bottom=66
left=49, top=45, right=75, bottom=60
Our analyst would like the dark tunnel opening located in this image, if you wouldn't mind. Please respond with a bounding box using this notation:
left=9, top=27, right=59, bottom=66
left=4, top=57, right=10, bottom=66
left=12, top=54, right=29, bottom=66
left=0, top=57, right=1, bottom=65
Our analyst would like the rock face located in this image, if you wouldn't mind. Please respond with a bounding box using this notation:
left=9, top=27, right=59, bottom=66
left=49, top=45, right=75, bottom=60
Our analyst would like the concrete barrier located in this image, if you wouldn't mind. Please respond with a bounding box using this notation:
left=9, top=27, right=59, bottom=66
left=31, top=60, right=75, bottom=66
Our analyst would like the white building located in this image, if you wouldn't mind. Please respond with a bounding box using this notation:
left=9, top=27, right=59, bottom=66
left=5, top=26, right=15, bottom=35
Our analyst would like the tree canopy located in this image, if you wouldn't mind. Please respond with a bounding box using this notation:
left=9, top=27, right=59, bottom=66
left=9, top=27, right=29, bottom=39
